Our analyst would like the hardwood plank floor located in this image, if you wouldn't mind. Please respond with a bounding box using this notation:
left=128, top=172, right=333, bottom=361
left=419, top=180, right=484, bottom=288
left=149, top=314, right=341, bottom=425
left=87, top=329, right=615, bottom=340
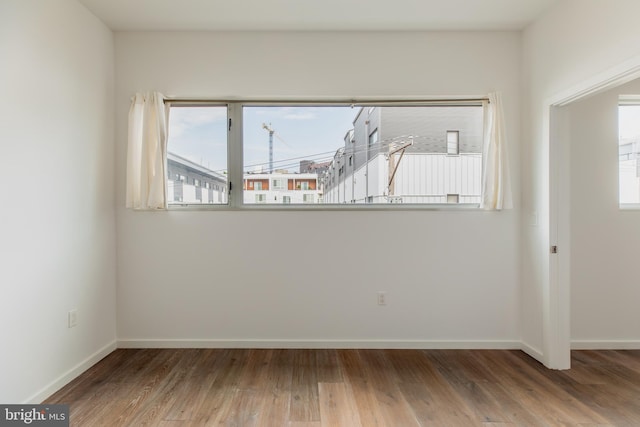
left=44, top=349, right=640, bottom=426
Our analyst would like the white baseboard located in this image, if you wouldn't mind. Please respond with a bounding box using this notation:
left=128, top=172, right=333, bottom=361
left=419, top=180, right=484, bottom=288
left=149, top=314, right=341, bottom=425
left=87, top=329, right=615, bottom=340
left=571, top=340, right=640, bottom=350
left=117, top=339, right=521, bottom=350
left=520, top=342, right=544, bottom=362
left=26, top=340, right=117, bottom=404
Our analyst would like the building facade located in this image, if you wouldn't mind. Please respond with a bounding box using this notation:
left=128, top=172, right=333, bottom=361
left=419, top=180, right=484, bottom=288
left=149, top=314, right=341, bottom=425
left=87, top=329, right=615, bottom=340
left=321, top=106, right=484, bottom=204
left=243, top=172, right=320, bottom=204
left=167, top=153, right=228, bottom=204
left=167, top=154, right=322, bottom=205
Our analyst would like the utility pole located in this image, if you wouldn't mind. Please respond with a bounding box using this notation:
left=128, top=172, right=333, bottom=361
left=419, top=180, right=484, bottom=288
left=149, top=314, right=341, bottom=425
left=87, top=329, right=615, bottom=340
left=262, top=123, right=274, bottom=173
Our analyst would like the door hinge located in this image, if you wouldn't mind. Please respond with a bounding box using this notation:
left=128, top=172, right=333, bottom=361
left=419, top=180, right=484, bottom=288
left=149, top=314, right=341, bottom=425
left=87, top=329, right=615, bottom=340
left=228, top=118, right=232, bottom=131
left=551, top=245, right=558, bottom=254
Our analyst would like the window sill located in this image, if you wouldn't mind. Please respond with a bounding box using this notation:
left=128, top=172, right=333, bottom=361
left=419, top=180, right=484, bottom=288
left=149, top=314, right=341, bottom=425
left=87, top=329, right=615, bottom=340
left=620, top=203, right=640, bottom=210
left=166, top=203, right=484, bottom=212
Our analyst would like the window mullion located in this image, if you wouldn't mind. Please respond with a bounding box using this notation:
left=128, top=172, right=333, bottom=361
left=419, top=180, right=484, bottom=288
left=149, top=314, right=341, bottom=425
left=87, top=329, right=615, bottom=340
left=228, top=103, right=243, bottom=209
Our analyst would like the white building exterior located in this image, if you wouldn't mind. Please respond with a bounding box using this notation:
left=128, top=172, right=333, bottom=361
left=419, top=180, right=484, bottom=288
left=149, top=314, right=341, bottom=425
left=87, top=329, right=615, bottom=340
left=619, top=136, right=640, bottom=204
left=167, top=155, right=322, bottom=205
left=322, top=106, right=483, bottom=204
left=167, top=153, right=228, bottom=205
left=323, top=152, right=482, bottom=204
left=244, top=172, right=320, bottom=204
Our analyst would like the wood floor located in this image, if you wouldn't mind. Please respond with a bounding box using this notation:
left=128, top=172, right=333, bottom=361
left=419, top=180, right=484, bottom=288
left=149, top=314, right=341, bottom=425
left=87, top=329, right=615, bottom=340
left=44, top=349, right=640, bottom=426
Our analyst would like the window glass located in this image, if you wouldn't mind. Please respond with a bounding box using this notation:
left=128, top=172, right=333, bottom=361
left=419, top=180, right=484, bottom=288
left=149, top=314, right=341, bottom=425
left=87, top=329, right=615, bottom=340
left=447, top=131, right=460, bottom=155
left=619, top=104, right=640, bottom=206
left=166, top=102, right=485, bottom=208
left=166, top=105, right=228, bottom=205
left=243, top=106, right=354, bottom=205
left=243, top=104, right=483, bottom=205
left=369, top=129, right=379, bottom=147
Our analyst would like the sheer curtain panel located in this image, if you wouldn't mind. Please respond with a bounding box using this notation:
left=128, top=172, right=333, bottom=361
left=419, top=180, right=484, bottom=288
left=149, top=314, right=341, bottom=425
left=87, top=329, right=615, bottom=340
left=481, top=92, right=513, bottom=210
left=126, top=92, right=168, bottom=210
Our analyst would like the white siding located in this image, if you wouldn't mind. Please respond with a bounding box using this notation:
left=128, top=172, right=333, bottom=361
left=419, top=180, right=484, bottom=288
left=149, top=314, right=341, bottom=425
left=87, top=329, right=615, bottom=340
left=325, top=153, right=481, bottom=204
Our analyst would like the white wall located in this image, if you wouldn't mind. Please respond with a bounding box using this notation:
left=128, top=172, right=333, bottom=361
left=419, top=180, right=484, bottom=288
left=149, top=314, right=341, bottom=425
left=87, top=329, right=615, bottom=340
left=522, top=0, right=640, bottom=363
left=0, top=0, right=116, bottom=402
left=115, top=32, right=521, bottom=346
left=567, top=78, right=640, bottom=346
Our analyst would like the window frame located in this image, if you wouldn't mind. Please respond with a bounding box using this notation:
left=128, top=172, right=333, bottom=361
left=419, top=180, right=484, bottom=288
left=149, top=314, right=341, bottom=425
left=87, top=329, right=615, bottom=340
left=618, top=97, right=640, bottom=209
left=165, top=99, right=487, bottom=211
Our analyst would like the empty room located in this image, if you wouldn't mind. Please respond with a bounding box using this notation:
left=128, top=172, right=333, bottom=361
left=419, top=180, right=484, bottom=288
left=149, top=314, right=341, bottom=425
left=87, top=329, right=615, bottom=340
left=1, top=0, right=640, bottom=425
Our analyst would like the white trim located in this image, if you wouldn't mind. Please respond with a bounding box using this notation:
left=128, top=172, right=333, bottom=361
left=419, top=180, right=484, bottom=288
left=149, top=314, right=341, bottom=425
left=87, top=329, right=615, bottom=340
left=521, top=341, right=544, bottom=362
left=25, top=340, right=117, bottom=404
left=550, top=53, right=640, bottom=107
left=542, top=53, right=640, bottom=371
left=620, top=203, right=640, bottom=210
left=571, top=340, right=640, bottom=350
left=117, top=339, right=520, bottom=350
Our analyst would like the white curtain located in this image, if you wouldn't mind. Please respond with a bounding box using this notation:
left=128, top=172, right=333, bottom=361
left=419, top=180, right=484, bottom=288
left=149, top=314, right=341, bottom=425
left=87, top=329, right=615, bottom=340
left=481, top=92, right=513, bottom=210
left=126, top=92, right=168, bottom=210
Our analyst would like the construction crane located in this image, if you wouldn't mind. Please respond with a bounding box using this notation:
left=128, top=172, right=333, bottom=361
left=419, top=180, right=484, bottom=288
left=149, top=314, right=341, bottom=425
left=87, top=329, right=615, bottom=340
left=262, top=123, right=275, bottom=174
left=262, top=123, right=294, bottom=173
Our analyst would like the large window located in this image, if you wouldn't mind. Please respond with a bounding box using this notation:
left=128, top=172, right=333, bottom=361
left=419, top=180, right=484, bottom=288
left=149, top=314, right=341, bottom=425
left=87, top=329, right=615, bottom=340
left=166, top=102, right=485, bottom=207
left=619, top=101, right=640, bottom=207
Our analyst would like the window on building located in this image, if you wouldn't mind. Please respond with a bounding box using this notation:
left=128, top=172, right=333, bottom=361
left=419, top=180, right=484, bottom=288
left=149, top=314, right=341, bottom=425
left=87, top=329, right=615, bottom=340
left=167, top=101, right=485, bottom=208
left=447, top=131, right=460, bottom=155
left=369, top=129, right=379, bottom=147
left=447, top=194, right=460, bottom=204
left=272, top=178, right=286, bottom=190
left=166, top=104, right=228, bottom=205
left=619, top=100, right=640, bottom=207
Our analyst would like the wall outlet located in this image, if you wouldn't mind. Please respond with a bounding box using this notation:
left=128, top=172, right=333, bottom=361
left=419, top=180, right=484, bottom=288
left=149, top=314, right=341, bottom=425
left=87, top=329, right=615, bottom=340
left=68, top=309, right=78, bottom=328
left=377, top=291, right=387, bottom=306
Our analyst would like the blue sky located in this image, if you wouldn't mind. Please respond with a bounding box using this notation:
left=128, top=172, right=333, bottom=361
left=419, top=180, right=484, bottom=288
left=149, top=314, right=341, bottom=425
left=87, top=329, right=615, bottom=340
left=167, top=105, right=357, bottom=174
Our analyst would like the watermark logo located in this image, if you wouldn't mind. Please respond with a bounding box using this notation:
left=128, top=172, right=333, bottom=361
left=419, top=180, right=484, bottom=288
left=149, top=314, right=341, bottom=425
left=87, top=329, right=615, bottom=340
left=0, top=405, right=68, bottom=426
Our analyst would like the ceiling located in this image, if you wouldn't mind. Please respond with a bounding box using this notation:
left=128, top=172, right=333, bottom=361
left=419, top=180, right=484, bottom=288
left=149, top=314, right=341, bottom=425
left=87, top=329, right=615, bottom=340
left=77, top=0, right=560, bottom=32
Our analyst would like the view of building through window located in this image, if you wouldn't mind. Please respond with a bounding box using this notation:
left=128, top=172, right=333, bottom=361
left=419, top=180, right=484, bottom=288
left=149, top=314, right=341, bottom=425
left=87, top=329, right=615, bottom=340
left=166, top=105, right=228, bottom=205
left=619, top=103, right=640, bottom=206
left=166, top=103, right=484, bottom=206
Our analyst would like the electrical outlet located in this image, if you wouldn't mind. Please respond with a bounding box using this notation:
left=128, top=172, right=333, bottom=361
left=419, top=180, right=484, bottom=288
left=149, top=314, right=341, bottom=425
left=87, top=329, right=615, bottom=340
left=68, top=309, right=78, bottom=328
left=377, top=291, right=387, bottom=306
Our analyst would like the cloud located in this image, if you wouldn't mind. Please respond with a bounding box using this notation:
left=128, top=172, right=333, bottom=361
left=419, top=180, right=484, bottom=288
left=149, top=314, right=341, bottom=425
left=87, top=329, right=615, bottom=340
left=283, top=111, right=316, bottom=120
left=168, top=106, right=227, bottom=139
left=252, top=106, right=317, bottom=121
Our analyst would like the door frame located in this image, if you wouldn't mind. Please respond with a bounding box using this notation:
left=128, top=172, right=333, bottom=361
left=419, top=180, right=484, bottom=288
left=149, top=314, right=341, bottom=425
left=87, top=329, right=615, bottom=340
left=544, top=55, right=640, bottom=369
